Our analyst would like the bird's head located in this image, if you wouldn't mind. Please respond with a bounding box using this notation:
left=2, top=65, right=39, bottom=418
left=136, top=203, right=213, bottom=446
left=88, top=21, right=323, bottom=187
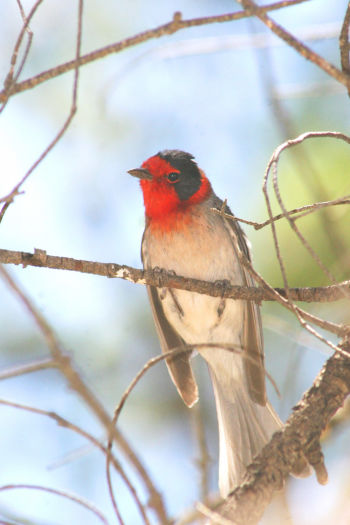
left=128, top=150, right=212, bottom=222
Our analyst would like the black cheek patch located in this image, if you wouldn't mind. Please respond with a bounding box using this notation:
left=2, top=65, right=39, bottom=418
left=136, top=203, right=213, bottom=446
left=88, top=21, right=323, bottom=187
left=174, top=175, right=201, bottom=201
left=158, top=149, right=202, bottom=201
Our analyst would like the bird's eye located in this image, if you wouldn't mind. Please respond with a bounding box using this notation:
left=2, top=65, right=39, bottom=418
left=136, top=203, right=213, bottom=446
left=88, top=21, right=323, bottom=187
left=167, top=172, right=179, bottom=183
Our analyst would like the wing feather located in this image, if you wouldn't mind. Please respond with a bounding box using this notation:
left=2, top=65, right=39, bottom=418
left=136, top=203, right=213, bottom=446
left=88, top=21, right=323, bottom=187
left=142, top=233, right=198, bottom=407
left=217, top=200, right=267, bottom=406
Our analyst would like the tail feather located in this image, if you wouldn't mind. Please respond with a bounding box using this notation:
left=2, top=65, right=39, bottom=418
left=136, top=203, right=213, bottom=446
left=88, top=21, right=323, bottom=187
left=206, top=353, right=282, bottom=497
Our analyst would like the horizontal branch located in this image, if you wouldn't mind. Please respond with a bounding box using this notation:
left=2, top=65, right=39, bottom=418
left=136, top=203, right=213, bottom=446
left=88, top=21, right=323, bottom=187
left=211, top=195, right=350, bottom=230
left=214, top=338, right=350, bottom=524
left=0, top=248, right=349, bottom=304
left=0, top=0, right=307, bottom=102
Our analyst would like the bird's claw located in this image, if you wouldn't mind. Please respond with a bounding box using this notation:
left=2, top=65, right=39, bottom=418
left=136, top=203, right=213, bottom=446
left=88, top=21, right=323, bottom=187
left=214, top=279, right=231, bottom=298
left=152, top=267, right=176, bottom=287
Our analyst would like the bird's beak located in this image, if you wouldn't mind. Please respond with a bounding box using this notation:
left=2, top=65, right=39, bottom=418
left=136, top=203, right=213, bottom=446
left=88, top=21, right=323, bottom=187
left=128, top=168, right=153, bottom=180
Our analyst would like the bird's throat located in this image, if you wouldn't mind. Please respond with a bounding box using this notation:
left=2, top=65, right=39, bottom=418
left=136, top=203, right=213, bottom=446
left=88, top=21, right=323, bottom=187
left=141, top=174, right=212, bottom=231
left=146, top=204, right=198, bottom=233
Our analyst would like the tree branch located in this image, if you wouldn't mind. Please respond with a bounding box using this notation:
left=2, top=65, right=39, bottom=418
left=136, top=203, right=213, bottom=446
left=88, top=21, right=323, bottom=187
left=212, top=338, right=350, bottom=525
left=0, top=0, right=308, bottom=102
left=237, top=0, right=350, bottom=90
left=339, top=1, right=350, bottom=97
left=0, top=397, right=148, bottom=525
left=0, top=357, right=56, bottom=381
left=0, top=264, right=169, bottom=524
left=212, top=196, right=350, bottom=230
left=0, top=0, right=83, bottom=223
left=0, top=0, right=44, bottom=113
left=0, top=247, right=349, bottom=306
left=0, top=484, right=109, bottom=525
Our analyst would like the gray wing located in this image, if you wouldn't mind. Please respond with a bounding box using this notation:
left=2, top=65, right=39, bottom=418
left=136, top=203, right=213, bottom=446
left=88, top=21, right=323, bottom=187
left=142, top=233, right=199, bottom=408
left=216, top=198, right=267, bottom=406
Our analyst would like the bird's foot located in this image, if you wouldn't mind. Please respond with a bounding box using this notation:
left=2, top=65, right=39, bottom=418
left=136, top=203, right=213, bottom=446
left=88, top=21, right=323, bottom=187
left=213, top=279, right=231, bottom=298
left=152, top=266, right=176, bottom=287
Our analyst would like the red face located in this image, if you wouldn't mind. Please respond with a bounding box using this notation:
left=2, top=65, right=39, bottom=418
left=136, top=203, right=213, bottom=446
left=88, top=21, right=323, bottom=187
left=134, top=151, right=211, bottom=222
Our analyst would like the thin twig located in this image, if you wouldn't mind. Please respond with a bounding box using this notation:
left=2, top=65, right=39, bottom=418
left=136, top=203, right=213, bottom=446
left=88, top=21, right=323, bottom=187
left=196, top=502, right=233, bottom=525
left=264, top=132, right=350, bottom=282
left=192, top=405, right=211, bottom=503
left=339, top=2, right=350, bottom=96
left=269, top=147, right=350, bottom=355
left=211, top=195, right=350, bottom=230
left=105, top=348, right=193, bottom=525
left=0, top=0, right=44, bottom=113
left=0, top=358, right=56, bottom=381
left=113, top=348, right=192, bottom=426
left=0, top=265, right=169, bottom=524
left=260, top=131, right=350, bottom=351
left=0, top=397, right=148, bottom=525
left=219, top=205, right=349, bottom=349
left=0, top=0, right=81, bottom=223
left=236, top=0, right=350, bottom=90
left=271, top=150, right=344, bottom=286
left=0, top=0, right=309, bottom=103
left=175, top=498, right=221, bottom=525
left=252, top=33, right=350, bottom=267
left=0, top=484, right=109, bottom=525
left=105, top=341, right=280, bottom=525
left=111, top=342, right=279, bottom=427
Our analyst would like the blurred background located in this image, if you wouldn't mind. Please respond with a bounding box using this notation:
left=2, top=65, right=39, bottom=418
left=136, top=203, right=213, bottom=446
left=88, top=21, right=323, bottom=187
left=0, top=0, right=350, bottom=523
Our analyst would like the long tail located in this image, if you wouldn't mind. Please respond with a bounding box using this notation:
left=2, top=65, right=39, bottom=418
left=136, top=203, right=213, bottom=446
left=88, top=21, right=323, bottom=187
left=203, top=349, right=282, bottom=497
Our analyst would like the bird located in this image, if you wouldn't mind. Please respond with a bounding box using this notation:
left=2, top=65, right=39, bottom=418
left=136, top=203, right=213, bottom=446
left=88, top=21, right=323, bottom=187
left=128, top=149, right=302, bottom=497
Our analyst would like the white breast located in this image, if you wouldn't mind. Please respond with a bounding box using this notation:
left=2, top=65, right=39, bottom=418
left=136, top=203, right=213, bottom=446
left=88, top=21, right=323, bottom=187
left=143, top=207, right=245, bottom=348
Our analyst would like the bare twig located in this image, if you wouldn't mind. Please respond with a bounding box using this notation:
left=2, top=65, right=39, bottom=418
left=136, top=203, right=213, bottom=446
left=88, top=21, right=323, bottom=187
left=0, top=358, right=56, bottom=381
left=111, top=343, right=279, bottom=428
left=259, top=132, right=350, bottom=350
left=105, top=348, right=194, bottom=525
left=0, top=265, right=169, bottom=524
left=265, top=133, right=349, bottom=269
left=113, top=347, right=192, bottom=426
left=270, top=138, right=349, bottom=287
left=0, top=0, right=44, bottom=113
left=236, top=0, right=350, bottom=90
left=196, top=502, right=233, bottom=525
left=104, top=341, right=282, bottom=525
left=222, top=211, right=349, bottom=351
left=211, top=195, right=350, bottom=230
left=192, top=405, right=211, bottom=503
left=0, top=0, right=308, bottom=103
left=0, top=0, right=82, bottom=223
left=176, top=499, right=221, bottom=525
left=105, top=456, right=126, bottom=525
left=0, top=484, right=109, bottom=525
left=339, top=2, right=350, bottom=96
left=251, top=35, right=350, bottom=267
left=145, top=21, right=342, bottom=62
left=106, top=342, right=268, bottom=525
left=0, top=397, right=147, bottom=525
left=0, top=398, right=114, bottom=466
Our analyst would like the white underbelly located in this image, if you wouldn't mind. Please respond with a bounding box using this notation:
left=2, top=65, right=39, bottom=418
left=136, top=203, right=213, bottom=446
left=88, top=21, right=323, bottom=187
left=160, top=288, right=245, bottom=386
left=143, top=213, right=245, bottom=371
left=160, top=288, right=243, bottom=345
